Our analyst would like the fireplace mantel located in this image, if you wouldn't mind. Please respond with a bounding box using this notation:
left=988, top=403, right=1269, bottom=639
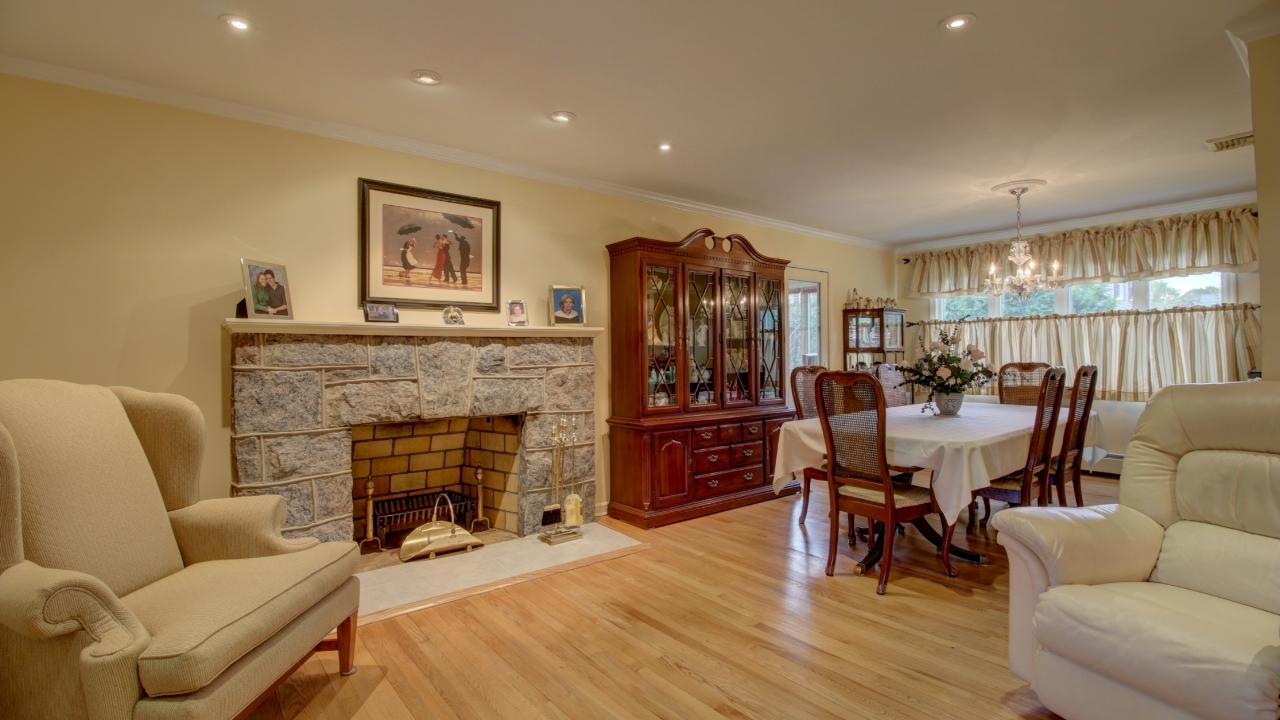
left=223, top=318, right=604, bottom=338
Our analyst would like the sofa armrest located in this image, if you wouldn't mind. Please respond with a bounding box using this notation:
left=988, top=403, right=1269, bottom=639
left=169, top=496, right=319, bottom=564
left=991, top=504, right=1164, bottom=587
left=0, top=561, right=150, bottom=720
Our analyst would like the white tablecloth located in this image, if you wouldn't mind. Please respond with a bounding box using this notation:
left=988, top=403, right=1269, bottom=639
left=771, top=403, right=1100, bottom=524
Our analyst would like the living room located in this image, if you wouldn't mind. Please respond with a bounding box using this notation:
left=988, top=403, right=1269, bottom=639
left=1, top=2, right=1278, bottom=719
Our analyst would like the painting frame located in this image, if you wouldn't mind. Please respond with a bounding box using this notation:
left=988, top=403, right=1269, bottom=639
left=358, top=178, right=501, bottom=312
left=506, top=299, right=529, bottom=326
left=241, top=258, right=294, bottom=321
left=549, top=285, right=586, bottom=325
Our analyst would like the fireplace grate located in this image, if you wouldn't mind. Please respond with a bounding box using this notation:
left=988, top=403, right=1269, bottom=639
left=372, top=489, right=477, bottom=550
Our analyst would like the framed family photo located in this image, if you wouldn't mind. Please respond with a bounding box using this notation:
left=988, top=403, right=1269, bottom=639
left=359, top=178, right=501, bottom=312
left=506, top=300, right=529, bottom=326
left=550, top=286, right=585, bottom=325
left=241, top=259, right=293, bottom=320
left=364, top=303, right=399, bottom=323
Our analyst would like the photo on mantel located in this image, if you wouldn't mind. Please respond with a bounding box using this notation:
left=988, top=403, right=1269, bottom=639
left=359, top=178, right=501, bottom=312
left=240, top=259, right=293, bottom=320
left=550, top=286, right=586, bottom=325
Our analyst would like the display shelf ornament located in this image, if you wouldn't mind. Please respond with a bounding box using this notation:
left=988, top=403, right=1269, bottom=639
left=982, top=181, right=1063, bottom=301
left=900, top=323, right=995, bottom=416
left=844, top=289, right=899, bottom=310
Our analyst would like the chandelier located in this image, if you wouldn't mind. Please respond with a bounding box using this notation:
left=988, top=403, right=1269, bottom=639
left=983, top=180, right=1062, bottom=300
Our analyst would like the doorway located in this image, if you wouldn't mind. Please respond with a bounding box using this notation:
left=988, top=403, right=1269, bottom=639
left=785, top=267, right=829, bottom=410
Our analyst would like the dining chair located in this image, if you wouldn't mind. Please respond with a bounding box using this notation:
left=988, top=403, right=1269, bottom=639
left=874, top=363, right=911, bottom=408
left=814, top=371, right=950, bottom=594
left=969, top=366, right=1066, bottom=532
left=998, top=362, right=1051, bottom=405
left=1048, top=364, right=1098, bottom=507
left=792, top=365, right=827, bottom=524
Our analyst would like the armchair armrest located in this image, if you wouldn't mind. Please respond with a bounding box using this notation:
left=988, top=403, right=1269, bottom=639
left=0, top=561, right=149, bottom=720
left=991, top=504, right=1164, bottom=587
left=168, top=495, right=319, bottom=565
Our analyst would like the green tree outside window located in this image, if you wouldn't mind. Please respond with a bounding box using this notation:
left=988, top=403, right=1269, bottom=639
left=1001, top=291, right=1055, bottom=317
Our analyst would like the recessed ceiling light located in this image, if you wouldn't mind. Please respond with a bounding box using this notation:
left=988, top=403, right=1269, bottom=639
left=941, top=13, right=975, bottom=30
left=220, top=14, right=250, bottom=30
left=550, top=111, right=576, bottom=123
left=411, top=70, right=442, bottom=85
left=659, top=143, right=672, bottom=151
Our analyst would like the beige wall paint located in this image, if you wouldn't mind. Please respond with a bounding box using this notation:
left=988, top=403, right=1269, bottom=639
left=0, top=73, right=895, bottom=503
left=1253, top=34, right=1280, bottom=378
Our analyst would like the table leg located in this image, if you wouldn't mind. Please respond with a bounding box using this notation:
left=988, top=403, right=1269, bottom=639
left=908, top=517, right=988, bottom=565
left=853, top=521, right=885, bottom=575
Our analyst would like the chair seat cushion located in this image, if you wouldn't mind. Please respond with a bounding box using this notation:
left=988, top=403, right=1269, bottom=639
left=1034, top=581, right=1280, bottom=720
left=837, top=482, right=932, bottom=508
left=122, top=541, right=358, bottom=697
left=989, top=476, right=1025, bottom=491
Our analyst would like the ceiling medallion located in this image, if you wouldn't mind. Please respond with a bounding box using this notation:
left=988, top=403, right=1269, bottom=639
left=983, top=180, right=1061, bottom=301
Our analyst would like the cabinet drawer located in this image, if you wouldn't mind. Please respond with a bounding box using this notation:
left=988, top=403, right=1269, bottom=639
left=742, top=422, right=763, bottom=440
left=693, top=446, right=731, bottom=474
left=692, top=426, right=719, bottom=447
left=731, top=441, right=763, bottom=466
left=694, top=464, right=766, bottom=500
left=718, top=424, right=742, bottom=443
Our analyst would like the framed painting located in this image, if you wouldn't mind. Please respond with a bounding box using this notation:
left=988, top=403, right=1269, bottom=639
left=359, top=178, right=501, bottom=312
left=241, top=259, right=293, bottom=320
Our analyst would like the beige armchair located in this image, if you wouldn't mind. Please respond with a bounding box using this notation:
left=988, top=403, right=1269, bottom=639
left=0, top=380, right=360, bottom=720
left=993, top=381, right=1280, bottom=720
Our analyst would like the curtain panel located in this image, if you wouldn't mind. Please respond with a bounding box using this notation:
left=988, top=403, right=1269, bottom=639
left=908, top=207, right=1259, bottom=298
left=918, top=303, right=1262, bottom=402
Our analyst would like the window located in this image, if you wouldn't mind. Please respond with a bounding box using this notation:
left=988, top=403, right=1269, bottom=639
left=941, top=294, right=989, bottom=320
left=787, top=280, right=821, bottom=370
left=1070, top=282, right=1133, bottom=314
left=1001, top=290, right=1055, bottom=317
left=1150, top=273, right=1222, bottom=310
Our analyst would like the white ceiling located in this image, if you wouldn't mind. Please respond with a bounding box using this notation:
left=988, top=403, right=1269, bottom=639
left=0, top=0, right=1263, bottom=246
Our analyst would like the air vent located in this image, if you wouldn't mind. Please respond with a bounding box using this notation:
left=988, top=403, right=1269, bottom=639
left=1205, top=132, right=1254, bottom=152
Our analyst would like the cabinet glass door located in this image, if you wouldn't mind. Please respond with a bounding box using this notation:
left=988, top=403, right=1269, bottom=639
left=757, top=277, right=783, bottom=403
left=722, top=273, right=752, bottom=407
left=644, top=264, right=679, bottom=411
left=685, top=267, right=720, bottom=410
left=884, top=311, right=904, bottom=351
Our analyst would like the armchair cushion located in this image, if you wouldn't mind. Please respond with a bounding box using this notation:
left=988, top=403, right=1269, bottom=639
left=990, top=504, right=1164, bottom=586
left=1151, top=520, right=1280, bottom=615
left=121, top=541, right=357, bottom=697
left=1034, top=582, right=1280, bottom=720
left=168, top=497, right=318, bottom=566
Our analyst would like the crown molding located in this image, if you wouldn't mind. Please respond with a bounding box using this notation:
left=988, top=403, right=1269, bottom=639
left=1227, top=7, right=1280, bottom=44
left=0, top=54, right=887, bottom=251
left=895, top=191, right=1258, bottom=255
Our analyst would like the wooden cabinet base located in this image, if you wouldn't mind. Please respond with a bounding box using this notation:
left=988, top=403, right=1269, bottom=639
left=608, top=480, right=800, bottom=529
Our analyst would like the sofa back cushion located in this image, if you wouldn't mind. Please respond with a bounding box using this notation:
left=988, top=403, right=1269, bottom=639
left=0, top=380, right=183, bottom=597
left=1151, top=520, right=1280, bottom=615
left=1176, top=450, right=1280, bottom=539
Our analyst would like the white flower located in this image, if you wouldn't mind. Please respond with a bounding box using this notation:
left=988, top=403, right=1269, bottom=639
left=936, top=367, right=953, bottom=379
left=961, top=358, right=973, bottom=371
left=969, top=348, right=986, bottom=360
left=930, top=341, right=944, bottom=351
left=966, top=343, right=978, bottom=353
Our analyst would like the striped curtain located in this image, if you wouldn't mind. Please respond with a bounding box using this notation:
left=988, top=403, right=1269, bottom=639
left=918, top=303, right=1262, bottom=402
left=909, top=207, right=1259, bottom=298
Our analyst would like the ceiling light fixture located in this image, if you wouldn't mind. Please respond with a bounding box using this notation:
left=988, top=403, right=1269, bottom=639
left=659, top=143, right=672, bottom=151
left=941, top=13, right=975, bottom=30
left=220, top=14, right=250, bottom=30
left=983, top=180, right=1062, bottom=301
left=550, top=111, right=576, bottom=123
left=411, top=70, right=442, bottom=85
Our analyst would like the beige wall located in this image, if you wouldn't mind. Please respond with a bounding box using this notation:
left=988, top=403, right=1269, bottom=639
left=0, top=73, right=895, bottom=503
left=1253, top=34, right=1280, bottom=378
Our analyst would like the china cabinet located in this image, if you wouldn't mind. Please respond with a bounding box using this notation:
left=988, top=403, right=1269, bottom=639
left=842, top=307, right=906, bottom=370
left=606, top=228, right=798, bottom=528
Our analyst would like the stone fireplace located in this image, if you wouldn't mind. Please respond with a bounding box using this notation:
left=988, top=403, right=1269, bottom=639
left=225, top=320, right=601, bottom=541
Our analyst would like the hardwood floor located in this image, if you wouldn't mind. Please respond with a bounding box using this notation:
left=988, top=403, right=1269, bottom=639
left=249, top=476, right=1119, bottom=720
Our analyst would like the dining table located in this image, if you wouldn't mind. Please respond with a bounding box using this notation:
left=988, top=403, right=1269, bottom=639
left=771, top=401, right=1101, bottom=564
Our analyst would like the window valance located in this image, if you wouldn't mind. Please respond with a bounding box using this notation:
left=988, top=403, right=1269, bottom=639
left=908, top=207, right=1258, bottom=298
left=918, top=303, right=1262, bottom=402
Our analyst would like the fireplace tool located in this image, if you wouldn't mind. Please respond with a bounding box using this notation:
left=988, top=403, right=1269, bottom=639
left=562, top=416, right=584, bottom=529
left=358, top=479, right=382, bottom=552
left=399, top=492, right=485, bottom=561
left=540, top=417, right=583, bottom=545
left=469, top=468, right=491, bottom=533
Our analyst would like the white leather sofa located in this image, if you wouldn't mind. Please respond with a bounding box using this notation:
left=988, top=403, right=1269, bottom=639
left=992, top=381, right=1280, bottom=720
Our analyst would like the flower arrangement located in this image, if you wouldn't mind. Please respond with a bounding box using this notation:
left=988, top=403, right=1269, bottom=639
left=900, top=322, right=994, bottom=414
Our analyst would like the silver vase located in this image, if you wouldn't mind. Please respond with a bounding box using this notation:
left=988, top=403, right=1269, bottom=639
left=934, top=392, right=964, bottom=416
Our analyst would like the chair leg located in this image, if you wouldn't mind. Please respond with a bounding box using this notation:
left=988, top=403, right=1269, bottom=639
left=940, top=517, right=958, bottom=578
left=1073, top=465, right=1085, bottom=507
left=877, top=518, right=896, bottom=595
left=979, top=497, right=992, bottom=528
left=825, top=503, right=840, bottom=576
left=966, top=500, right=977, bottom=534
left=800, top=475, right=811, bottom=524
left=338, top=611, right=358, bottom=676
left=848, top=512, right=857, bottom=546
left=1054, top=470, right=1068, bottom=506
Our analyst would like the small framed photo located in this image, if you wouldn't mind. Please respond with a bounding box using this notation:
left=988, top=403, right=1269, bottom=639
left=550, top=286, right=585, bottom=325
left=364, top=303, right=399, bottom=323
left=241, top=259, right=293, bottom=320
left=506, top=300, right=529, bottom=326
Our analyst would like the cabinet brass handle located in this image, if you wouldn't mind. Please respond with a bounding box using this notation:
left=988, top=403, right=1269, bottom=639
left=743, top=450, right=753, bottom=457
left=744, top=472, right=754, bottom=480
left=748, top=426, right=759, bottom=434
left=708, top=479, right=720, bottom=488
left=708, top=454, right=719, bottom=462
left=701, top=432, right=713, bottom=439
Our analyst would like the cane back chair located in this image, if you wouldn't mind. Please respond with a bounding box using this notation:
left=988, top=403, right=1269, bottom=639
left=998, top=362, right=1052, bottom=405
left=1049, top=365, right=1098, bottom=507
left=874, top=363, right=911, bottom=408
